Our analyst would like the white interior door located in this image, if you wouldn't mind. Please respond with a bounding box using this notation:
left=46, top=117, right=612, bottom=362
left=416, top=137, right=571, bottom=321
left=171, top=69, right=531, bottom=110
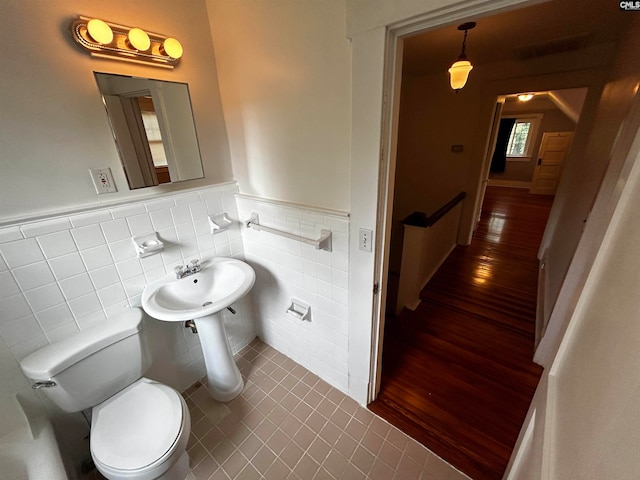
left=530, top=132, right=573, bottom=195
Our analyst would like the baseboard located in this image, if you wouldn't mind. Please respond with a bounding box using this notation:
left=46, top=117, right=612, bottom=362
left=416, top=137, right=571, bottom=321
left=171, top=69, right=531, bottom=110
left=487, top=179, right=532, bottom=189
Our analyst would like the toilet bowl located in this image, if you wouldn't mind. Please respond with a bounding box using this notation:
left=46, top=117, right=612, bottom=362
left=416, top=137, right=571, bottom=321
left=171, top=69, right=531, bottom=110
left=91, top=378, right=191, bottom=480
left=19, top=308, right=191, bottom=480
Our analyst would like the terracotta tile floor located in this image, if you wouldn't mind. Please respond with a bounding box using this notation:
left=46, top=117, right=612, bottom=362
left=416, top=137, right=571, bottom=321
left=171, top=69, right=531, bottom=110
left=92, top=339, right=471, bottom=480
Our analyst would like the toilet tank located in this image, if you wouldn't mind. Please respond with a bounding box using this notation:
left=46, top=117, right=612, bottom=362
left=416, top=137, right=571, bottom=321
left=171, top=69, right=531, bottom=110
left=20, top=308, right=151, bottom=413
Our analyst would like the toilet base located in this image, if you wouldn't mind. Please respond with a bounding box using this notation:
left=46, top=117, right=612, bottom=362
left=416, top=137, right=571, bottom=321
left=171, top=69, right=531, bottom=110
left=157, top=451, right=189, bottom=480
left=95, top=451, right=190, bottom=480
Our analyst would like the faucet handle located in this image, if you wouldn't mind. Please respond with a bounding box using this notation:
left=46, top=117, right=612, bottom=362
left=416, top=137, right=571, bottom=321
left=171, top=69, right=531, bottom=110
left=174, top=265, right=186, bottom=277
left=190, top=259, right=201, bottom=268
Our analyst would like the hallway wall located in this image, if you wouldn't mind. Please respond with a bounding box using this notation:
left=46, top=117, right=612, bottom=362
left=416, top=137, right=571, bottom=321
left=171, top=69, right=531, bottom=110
left=506, top=16, right=640, bottom=479
left=539, top=17, right=640, bottom=338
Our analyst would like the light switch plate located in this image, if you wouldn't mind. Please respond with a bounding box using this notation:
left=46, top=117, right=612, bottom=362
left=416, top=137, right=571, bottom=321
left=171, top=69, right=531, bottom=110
left=89, top=168, right=117, bottom=194
left=359, top=228, right=373, bottom=252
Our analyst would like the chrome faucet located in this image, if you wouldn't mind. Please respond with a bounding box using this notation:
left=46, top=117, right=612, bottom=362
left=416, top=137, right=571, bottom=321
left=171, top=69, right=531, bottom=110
left=174, top=259, right=202, bottom=279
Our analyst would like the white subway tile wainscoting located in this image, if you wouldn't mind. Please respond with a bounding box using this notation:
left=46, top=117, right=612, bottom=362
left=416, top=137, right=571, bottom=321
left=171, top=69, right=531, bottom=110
left=236, top=195, right=350, bottom=394
left=0, top=183, right=254, bottom=435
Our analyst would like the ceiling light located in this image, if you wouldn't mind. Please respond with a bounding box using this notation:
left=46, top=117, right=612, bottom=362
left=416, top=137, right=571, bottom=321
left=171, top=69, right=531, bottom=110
left=448, top=22, right=476, bottom=91
left=518, top=94, right=534, bottom=102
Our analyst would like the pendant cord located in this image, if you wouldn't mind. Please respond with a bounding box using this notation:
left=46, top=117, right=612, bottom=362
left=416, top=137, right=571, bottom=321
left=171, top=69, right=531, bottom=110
left=456, top=21, right=476, bottom=60
left=460, top=29, right=469, bottom=58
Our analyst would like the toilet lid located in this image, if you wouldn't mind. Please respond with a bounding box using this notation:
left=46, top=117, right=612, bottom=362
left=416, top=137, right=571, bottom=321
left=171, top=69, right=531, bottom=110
left=91, top=380, right=184, bottom=471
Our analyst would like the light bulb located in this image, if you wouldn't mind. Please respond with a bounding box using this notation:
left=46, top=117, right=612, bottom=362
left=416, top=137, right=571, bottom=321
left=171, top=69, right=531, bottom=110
left=161, top=38, right=183, bottom=59
left=86, top=19, right=113, bottom=45
left=128, top=28, right=151, bottom=51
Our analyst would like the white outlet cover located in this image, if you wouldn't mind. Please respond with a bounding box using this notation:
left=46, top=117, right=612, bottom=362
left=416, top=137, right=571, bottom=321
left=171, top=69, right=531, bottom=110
left=89, top=168, right=117, bottom=194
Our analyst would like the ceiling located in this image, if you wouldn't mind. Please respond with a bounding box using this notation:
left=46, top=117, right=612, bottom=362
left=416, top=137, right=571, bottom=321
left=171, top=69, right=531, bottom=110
left=502, top=88, right=588, bottom=122
left=402, top=0, right=631, bottom=76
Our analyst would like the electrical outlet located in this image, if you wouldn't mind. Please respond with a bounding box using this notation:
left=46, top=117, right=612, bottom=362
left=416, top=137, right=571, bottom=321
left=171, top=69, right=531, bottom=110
left=359, top=228, right=373, bottom=252
left=89, top=168, right=117, bottom=194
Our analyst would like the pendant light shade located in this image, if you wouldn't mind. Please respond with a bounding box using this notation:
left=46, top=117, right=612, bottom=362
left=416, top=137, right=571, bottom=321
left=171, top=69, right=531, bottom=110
left=448, top=60, right=473, bottom=90
left=449, top=22, right=476, bottom=91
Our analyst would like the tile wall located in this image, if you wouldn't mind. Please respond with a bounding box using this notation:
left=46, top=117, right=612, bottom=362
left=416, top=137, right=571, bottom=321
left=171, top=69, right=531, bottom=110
left=0, top=183, right=256, bottom=434
left=236, top=195, right=350, bottom=394
left=0, top=184, right=353, bottom=440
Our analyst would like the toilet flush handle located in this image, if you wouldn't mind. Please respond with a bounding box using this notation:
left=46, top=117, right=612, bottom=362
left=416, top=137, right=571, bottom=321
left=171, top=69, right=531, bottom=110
left=32, top=380, right=56, bottom=389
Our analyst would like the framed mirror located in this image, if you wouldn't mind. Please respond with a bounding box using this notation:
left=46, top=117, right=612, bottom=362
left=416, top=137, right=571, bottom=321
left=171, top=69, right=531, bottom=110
left=94, top=73, right=204, bottom=189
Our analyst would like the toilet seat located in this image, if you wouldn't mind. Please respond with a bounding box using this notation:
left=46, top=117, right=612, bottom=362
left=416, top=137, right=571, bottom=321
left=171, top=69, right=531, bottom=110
left=91, top=378, right=190, bottom=480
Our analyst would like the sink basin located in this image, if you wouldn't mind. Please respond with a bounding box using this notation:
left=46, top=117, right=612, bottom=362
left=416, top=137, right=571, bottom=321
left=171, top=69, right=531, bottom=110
left=142, top=257, right=255, bottom=322
left=141, top=257, right=256, bottom=402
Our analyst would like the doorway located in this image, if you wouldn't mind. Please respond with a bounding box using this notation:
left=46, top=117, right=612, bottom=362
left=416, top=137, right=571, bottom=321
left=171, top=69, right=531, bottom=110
left=365, top=0, right=626, bottom=477
left=485, top=89, right=586, bottom=193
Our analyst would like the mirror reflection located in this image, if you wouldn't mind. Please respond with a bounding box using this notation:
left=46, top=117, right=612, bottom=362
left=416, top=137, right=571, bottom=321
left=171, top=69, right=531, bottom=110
left=94, top=73, right=204, bottom=189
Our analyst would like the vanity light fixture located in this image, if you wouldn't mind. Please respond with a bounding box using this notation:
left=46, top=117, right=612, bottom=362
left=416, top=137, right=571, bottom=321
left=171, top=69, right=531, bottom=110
left=448, top=22, right=476, bottom=92
left=518, top=93, right=535, bottom=102
left=70, top=16, right=183, bottom=68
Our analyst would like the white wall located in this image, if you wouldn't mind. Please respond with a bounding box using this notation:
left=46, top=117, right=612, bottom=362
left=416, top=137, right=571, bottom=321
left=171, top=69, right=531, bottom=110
left=548, top=143, right=640, bottom=478
left=206, top=0, right=352, bottom=212
left=0, top=0, right=232, bottom=222
left=504, top=17, right=640, bottom=479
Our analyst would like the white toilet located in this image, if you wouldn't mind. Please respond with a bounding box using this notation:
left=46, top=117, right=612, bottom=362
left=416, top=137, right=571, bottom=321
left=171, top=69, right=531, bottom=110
left=19, top=308, right=191, bottom=480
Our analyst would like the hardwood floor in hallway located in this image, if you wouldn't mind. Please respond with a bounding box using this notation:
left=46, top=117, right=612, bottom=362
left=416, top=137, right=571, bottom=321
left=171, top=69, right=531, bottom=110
left=369, top=187, right=553, bottom=480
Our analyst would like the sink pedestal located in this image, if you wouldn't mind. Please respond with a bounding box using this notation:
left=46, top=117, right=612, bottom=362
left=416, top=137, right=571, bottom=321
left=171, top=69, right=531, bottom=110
left=194, top=312, right=244, bottom=402
left=141, top=258, right=255, bottom=402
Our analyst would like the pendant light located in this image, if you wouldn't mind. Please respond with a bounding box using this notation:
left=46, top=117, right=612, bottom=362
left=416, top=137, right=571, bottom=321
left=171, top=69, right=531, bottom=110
left=448, top=22, right=476, bottom=92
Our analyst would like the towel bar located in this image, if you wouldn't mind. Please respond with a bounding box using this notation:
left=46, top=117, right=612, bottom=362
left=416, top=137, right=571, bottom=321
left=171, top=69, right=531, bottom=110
left=245, top=213, right=332, bottom=251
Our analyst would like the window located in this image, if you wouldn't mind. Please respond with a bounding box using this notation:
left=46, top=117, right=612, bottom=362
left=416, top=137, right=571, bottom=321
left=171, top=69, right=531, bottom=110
left=505, top=114, right=542, bottom=159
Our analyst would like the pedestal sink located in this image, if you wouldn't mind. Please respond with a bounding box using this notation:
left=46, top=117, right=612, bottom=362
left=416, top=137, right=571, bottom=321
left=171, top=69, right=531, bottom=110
left=141, top=257, right=255, bottom=402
